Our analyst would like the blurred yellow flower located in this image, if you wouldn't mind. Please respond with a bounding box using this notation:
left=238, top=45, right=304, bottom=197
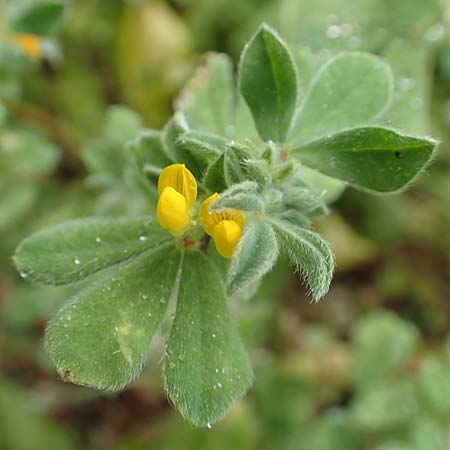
left=12, top=34, right=41, bottom=59
left=157, top=164, right=197, bottom=235
left=199, top=193, right=246, bottom=258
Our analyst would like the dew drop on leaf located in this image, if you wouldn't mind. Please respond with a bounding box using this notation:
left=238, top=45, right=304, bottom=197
left=74, top=258, right=81, bottom=265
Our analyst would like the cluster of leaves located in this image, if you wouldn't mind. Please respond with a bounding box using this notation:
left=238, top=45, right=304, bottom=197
left=13, top=23, right=437, bottom=427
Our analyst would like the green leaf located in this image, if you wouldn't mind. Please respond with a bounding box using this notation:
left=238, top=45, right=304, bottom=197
left=81, top=139, right=124, bottom=180
left=291, top=52, right=394, bottom=145
left=130, top=129, right=173, bottom=184
left=211, top=181, right=263, bottom=212
left=162, top=115, right=203, bottom=178
left=351, top=310, right=419, bottom=386
left=0, top=182, right=35, bottom=230
left=164, top=251, right=253, bottom=427
left=417, top=357, right=450, bottom=418
left=203, top=152, right=228, bottom=193
left=0, top=128, right=60, bottom=177
left=9, top=0, right=68, bottom=36
left=103, top=105, right=143, bottom=145
left=45, top=245, right=181, bottom=390
left=239, top=24, right=298, bottom=142
left=351, top=381, right=420, bottom=432
left=270, top=219, right=334, bottom=301
left=14, top=217, right=171, bottom=285
left=176, top=130, right=227, bottom=166
left=228, top=218, right=279, bottom=296
left=176, top=53, right=234, bottom=137
left=293, top=126, right=437, bottom=193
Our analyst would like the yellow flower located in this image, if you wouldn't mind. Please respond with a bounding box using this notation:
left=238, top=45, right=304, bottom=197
left=199, top=193, right=246, bottom=259
left=12, top=34, right=41, bottom=59
left=157, top=164, right=197, bottom=235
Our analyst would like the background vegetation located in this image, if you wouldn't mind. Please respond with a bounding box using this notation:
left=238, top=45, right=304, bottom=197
left=0, top=0, right=449, bottom=449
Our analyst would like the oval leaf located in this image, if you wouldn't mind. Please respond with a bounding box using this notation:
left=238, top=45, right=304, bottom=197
left=45, top=245, right=181, bottom=391
left=239, top=24, right=298, bottom=143
left=270, top=219, right=334, bottom=301
left=14, top=217, right=171, bottom=285
left=293, top=126, right=438, bottom=193
left=291, top=52, right=394, bottom=145
left=176, top=53, right=234, bottom=136
left=228, top=218, right=279, bottom=295
left=164, top=251, right=253, bottom=427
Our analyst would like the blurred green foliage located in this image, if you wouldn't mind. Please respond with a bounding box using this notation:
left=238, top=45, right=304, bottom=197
left=0, top=0, right=449, bottom=449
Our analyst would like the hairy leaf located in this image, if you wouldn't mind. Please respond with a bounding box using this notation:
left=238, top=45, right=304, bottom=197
left=239, top=24, right=298, bottom=142
left=271, top=219, right=334, bottom=301
left=293, top=126, right=437, bottom=193
left=291, top=52, right=394, bottom=145
left=211, top=181, right=262, bottom=212
left=228, top=218, right=278, bottom=295
left=45, top=245, right=181, bottom=390
left=130, top=129, right=173, bottom=184
left=14, top=217, right=171, bottom=285
left=164, top=251, right=253, bottom=427
left=9, top=0, right=67, bottom=36
left=176, top=53, right=234, bottom=136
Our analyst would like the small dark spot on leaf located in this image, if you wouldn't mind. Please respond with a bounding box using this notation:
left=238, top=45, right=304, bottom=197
left=395, top=151, right=403, bottom=159
left=62, top=370, right=72, bottom=382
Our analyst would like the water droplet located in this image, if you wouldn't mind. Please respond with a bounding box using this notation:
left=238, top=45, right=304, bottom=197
left=160, top=298, right=166, bottom=304
left=217, top=382, right=222, bottom=388
left=19, top=270, right=28, bottom=278
left=114, top=326, right=119, bottom=332
left=212, top=333, right=216, bottom=339
left=139, top=235, right=148, bottom=242
left=142, top=293, right=149, bottom=300
left=326, top=25, right=342, bottom=39
left=74, top=258, right=81, bottom=265
left=207, top=422, right=212, bottom=429
left=95, top=237, right=101, bottom=243
left=215, top=368, right=219, bottom=373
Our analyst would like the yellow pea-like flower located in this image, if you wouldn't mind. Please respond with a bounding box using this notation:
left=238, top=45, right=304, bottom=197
left=156, top=164, right=197, bottom=235
left=158, top=163, right=197, bottom=208
left=199, top=193, right=246, bottom=259
left=212, top=220, right=243, bottom=259
left=12, top=34, right=41, bottom=59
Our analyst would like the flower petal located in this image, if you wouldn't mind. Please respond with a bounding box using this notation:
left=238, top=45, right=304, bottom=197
left=213, top=220, right=243, bottom=259
left=158, top=164, right=197, bottom=208
left=157, top=186, right=189, bottom=234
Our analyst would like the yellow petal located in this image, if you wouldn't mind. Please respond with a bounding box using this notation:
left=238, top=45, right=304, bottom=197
left=213, top=220, right=243, bottom=259
left=13, top=34, right=41, bottom=59
left=199, top=193, right=246, bottom=236
left=199, top=192, right=220, bottom=236
left=158, top=163, right=197, bottom=208
left=157, top=186, right=189, bottom=234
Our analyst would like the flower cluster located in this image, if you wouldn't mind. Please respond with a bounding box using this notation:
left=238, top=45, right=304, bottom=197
left=156, top=164, right=245, bottom=258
